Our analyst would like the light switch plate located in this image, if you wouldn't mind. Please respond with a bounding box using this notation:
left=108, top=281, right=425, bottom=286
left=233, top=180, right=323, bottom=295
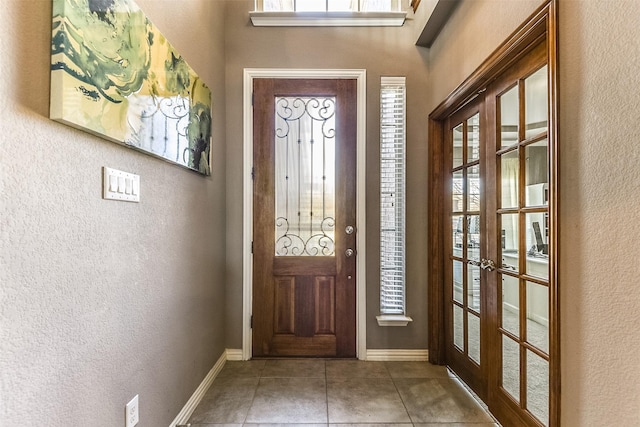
left=103, top=167, right=140, bottom=202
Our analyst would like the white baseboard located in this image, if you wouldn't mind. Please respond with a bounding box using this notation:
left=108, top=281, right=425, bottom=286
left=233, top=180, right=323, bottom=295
left=169, top=350, right=227, bottom=427
left=225, top=348, right=243, bottom=361
left=365, top=349, right=429, bottom=361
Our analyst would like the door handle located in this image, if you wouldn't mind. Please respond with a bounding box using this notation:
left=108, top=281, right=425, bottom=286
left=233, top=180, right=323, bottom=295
left=481, top=258, right=496, bottom=271
left=345, top=248, right=355, bottom=258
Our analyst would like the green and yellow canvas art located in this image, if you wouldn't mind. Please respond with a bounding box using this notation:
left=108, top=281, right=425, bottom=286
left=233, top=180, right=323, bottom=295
left=50, top=0, right=212, bottom=175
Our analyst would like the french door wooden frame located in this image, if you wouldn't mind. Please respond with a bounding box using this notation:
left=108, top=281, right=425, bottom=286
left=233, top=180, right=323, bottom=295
left=427, top=2, right=559, bottom=426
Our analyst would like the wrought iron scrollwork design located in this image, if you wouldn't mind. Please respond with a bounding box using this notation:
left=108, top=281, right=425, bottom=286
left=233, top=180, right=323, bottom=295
left=274, top=95, right=336, bottom=257
left=275, top=97, right=336, bottom=140
left=275, top=217, right=336, bottom=256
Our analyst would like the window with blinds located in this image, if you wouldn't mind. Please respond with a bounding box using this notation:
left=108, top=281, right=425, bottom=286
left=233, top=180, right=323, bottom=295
left=379, top=76, right=406, bottom=315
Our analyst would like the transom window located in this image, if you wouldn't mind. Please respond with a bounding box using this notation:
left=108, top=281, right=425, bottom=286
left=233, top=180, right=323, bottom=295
left=256, top=0, right=401, bottom=12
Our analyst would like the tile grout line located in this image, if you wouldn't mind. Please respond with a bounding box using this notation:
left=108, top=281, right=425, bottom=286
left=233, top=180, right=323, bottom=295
left=386, top=361, right=417, bottom=426
left=241, top=361, right=264, bottom=426
left=324, top=359, right=329, bottom=426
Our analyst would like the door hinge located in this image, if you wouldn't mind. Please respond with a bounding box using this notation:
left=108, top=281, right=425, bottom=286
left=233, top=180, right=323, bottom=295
left=252, top=92, right=254, bottom=106
left=251, top=166, right=256, bottom=181
left=251, top=241, right=254, bottom=254
left=250, top=315, right=253, bottom=329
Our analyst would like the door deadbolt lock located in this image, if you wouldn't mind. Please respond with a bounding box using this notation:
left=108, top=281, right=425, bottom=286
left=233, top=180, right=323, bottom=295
left=345, top=225, right=355, bottom=235
left=345, top=248, right=355, bottom=258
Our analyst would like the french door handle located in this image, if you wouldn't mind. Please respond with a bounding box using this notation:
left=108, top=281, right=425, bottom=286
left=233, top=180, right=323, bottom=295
left=467, top=260, right=481, bottom=267
left=481, top=258, right=496, bottom=271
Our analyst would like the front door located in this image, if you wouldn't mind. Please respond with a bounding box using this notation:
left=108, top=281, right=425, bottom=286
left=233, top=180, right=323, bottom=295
left=252, top=78, right=357, bottom=357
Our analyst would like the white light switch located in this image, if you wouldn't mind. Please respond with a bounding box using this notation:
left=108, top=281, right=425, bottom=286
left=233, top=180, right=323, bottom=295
left=103, top=167, right=140, bottom=202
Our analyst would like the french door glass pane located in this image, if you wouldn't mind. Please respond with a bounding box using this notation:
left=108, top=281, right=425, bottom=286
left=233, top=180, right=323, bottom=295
left=500, top=85, right=519, bottom=149
left=468, top=312, right=481, bottom=364
left=526, top=281, right=549, bottom=353
left=467, top=165, right=480, bottom=212
left=274, top=96, right=336, bottom=256
left=525, top=66, right=548, bottom=139
left=452, top=215, right=463, bottom=256
left=453, top=123, right=464, bottom=168
left=467, top=263, right=480, bottom=311
left=467, top=215, right=480, bottom=262
left=526, top=350, right=549, bottom=426
left=525, top=213, right=549, bottom=276
left=467, top=113, right=480, bottom=162
left=500, top=213, right=519, bottom=272
left=500, top=149, right=519, bottom=209
left=502, top=274, right=519, bottom=337
left=453, top=260, right=463, bottom=304
left=452, top=170, right=463, bottom=212
left=525, top=139, right=548, bottom=198
left=454, top=304, right=464, bottom=351
left=502, top=335, right=520, bottom=402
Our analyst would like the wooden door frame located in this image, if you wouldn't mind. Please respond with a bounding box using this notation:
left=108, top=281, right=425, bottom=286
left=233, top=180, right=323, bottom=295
left=427, top=1, right=559, bottom=424
left=242, top=69, right=367, bottom=361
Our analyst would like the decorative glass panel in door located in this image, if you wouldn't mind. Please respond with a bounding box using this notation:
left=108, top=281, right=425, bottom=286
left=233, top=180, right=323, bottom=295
left=274, top=96, right=336, bottom=256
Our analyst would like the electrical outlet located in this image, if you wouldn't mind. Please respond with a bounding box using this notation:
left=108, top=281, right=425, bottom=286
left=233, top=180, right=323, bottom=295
left=125, top=395, right=139, bottom=427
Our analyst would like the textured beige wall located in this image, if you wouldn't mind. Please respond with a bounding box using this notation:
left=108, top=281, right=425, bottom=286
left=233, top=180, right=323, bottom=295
left=0, top=0, right=227, bottom=425
left=224, top=0, right=431, bottom=350
left=428, top=0, right=640, bottom=424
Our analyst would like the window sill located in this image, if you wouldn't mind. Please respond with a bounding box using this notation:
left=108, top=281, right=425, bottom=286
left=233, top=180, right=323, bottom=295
left=376, top=314, right=413, bottom=327
left=250, top=11, right=407, bottom=27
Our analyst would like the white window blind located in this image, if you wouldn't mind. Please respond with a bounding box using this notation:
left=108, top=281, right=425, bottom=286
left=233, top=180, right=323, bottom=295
left=379, top=76, right=406, bottom=315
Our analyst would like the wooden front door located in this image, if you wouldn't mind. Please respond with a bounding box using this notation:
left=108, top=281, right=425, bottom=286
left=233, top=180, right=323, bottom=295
left=252, top=78, right=357, bottom=358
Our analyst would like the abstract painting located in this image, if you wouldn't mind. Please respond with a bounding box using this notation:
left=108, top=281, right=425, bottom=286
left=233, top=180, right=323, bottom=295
left=50, top=0, right=212, bottom=175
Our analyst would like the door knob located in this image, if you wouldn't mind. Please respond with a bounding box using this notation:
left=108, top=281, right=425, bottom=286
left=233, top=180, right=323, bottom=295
left=481, top=258, right=496, bottom=271
left=345, top=225, right=355, bottom=235
left=345, top=248, right=355, bottom=258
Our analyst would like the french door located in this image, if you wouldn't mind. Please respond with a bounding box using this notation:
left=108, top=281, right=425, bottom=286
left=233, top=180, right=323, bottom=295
left=485, top=41, right=552, bottom=427
left=252, top=78, right=357, bottom=357
left=444, top=97, right=488, bottom=399
left=433, top=4, right=558, bottom=425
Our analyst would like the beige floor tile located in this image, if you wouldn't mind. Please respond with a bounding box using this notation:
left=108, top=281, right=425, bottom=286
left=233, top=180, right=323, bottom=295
left=261, top=358, right=326, bottom=378
left=217, top=360, right=266, bottom=378
left=188, top=377, right=259, bottom=424
left=413, top=423, right=499, bottom=427
left=394, top=378, right=495, bottom=423
left=325, top=360, right=390, bottom=378
left=384, top=361, right=453, bottom=379
left=189, top=424, right=243, bottom=427
left=331, top=424, right=413, bottom=427
left=327, top=377, right=411, bottom=423
left=245, top=377, right=328, bottom=423
left=243, top=424, right=327, bottom=427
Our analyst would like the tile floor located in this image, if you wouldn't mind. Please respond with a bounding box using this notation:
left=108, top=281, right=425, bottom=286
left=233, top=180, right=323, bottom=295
left=187, top=359, right=499, bottom=426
